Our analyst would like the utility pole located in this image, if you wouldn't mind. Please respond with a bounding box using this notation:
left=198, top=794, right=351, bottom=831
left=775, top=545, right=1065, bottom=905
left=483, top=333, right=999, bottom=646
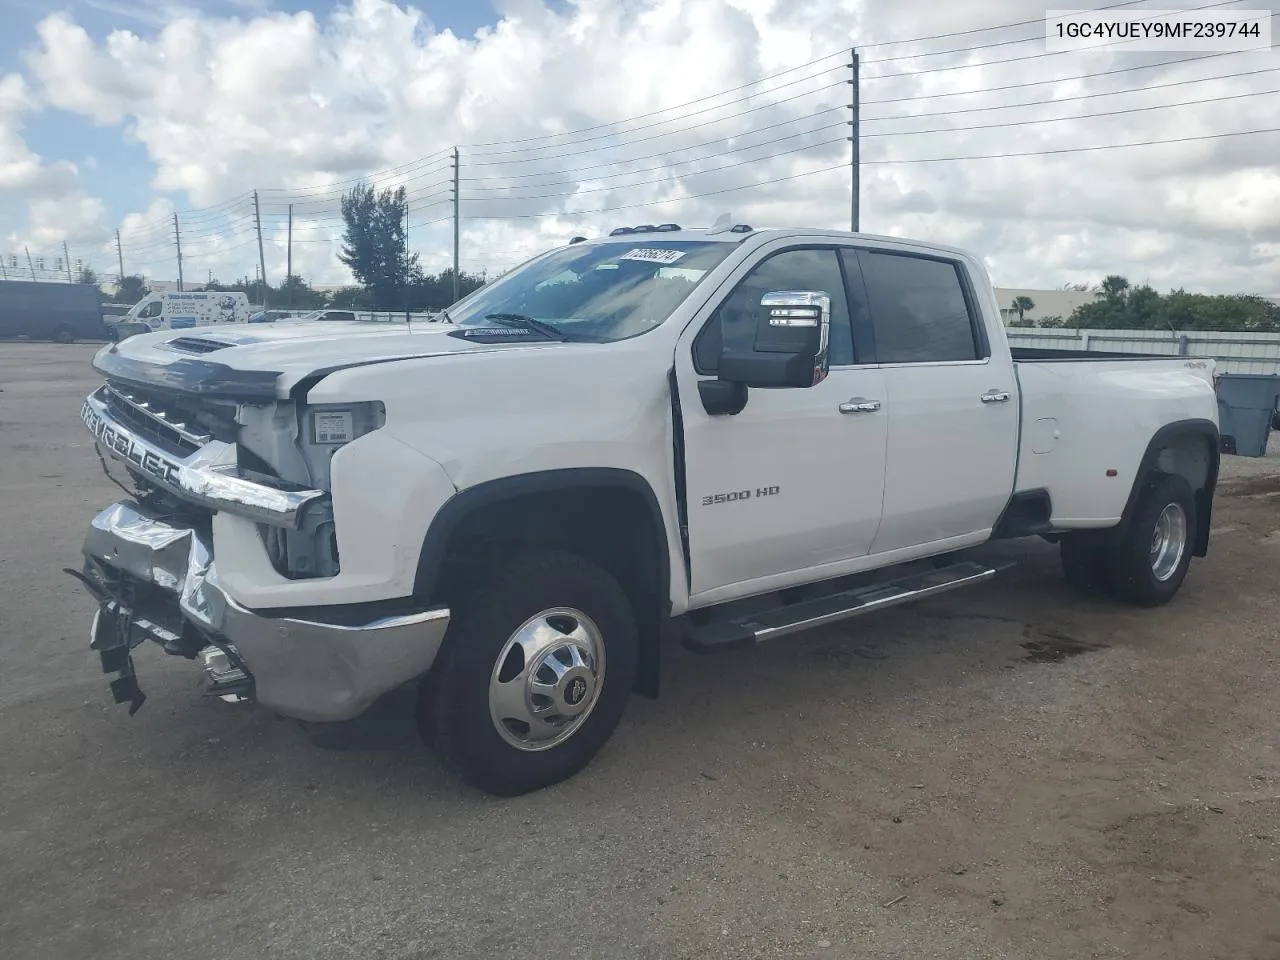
left=452, top=146, right=460, bottom=304
left=286, top=202, right=293, bottom=307
left=25, top=246, right=35, bottom=280
left=1, top=254, right=7, bottom=280
left=253, top=190, right=268, bottom=307
left=63, top=240, right=73, bottom=282
left=173, top=213, right=184, bottom=291
left=404, top=195, right=410, bottom=322
left=116, top=229, right=125, bottom=283
left=847, top=47, right=860, bottom=233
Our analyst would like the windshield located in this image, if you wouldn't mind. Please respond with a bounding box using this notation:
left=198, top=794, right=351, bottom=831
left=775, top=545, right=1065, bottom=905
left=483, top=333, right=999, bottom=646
left=448, top=240, right=736, bottom=342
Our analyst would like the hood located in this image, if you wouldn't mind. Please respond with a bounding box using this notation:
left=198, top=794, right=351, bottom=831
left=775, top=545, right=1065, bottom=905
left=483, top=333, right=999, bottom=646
left=92, top=320, right=560, bottom=400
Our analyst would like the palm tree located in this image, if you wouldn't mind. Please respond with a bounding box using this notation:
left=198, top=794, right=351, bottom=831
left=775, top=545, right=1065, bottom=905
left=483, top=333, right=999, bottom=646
left=1011, top=295, right=1035, bottom=324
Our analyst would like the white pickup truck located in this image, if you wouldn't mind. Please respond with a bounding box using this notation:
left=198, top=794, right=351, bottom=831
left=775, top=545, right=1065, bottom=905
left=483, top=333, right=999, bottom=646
left=70, top=224, right=1222, bottom=795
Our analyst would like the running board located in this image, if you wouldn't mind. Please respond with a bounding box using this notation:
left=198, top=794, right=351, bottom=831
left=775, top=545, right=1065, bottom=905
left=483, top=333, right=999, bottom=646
left=683, top=560, right=999, bottom=653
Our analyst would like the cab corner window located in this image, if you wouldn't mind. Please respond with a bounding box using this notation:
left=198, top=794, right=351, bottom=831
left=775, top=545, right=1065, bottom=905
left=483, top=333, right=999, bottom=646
left=695, top=248, right=853, bottom=373
left=858, top=251, right=980, bottom=364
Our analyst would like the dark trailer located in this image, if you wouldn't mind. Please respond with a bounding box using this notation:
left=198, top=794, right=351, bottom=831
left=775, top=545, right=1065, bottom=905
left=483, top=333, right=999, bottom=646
left=0, top=280, right=107, bottom=344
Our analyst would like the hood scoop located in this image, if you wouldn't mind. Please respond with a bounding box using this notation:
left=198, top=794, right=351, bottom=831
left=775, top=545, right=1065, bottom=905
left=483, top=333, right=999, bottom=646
left=163, top=336, right=236, bottom=355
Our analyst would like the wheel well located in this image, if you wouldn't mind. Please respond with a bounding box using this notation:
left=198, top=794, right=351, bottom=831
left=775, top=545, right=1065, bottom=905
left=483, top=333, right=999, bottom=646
left=1121, top=422, right=1219, bottom=557
left=417, top=476, right=670, bottom=698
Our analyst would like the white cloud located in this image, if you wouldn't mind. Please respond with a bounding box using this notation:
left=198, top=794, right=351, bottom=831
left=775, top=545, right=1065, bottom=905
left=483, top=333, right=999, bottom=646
left=0, top=71, right=113, bottom=261
left=13, top=0, right=1280, bottom=293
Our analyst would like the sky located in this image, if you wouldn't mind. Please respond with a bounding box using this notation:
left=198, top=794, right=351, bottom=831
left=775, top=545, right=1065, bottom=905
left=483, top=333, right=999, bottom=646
left=0, top=0, right=1278, bottom=294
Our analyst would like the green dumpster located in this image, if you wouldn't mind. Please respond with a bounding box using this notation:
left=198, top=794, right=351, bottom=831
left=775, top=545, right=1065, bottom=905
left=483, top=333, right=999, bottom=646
left=1215, top=373, right=1280, bottom=456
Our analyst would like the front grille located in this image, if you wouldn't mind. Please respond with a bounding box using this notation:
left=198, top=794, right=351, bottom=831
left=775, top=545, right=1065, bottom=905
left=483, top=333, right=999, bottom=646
left=101, top=381, right=239, bottom=456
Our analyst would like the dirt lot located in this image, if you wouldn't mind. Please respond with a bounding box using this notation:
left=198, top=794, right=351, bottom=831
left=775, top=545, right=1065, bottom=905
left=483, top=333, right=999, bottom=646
left=1, top=341, right=1278, bottom=960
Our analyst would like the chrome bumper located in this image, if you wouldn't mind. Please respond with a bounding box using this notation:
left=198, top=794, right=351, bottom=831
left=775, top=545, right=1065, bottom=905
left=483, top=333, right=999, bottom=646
left=76, top=500, right=451, bottom=723
left=81, top=385, right=324, bottom=529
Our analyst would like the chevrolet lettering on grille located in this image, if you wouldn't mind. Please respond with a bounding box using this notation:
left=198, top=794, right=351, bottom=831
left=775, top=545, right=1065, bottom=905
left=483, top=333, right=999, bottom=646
left=82, top=399, right=183, bottom=485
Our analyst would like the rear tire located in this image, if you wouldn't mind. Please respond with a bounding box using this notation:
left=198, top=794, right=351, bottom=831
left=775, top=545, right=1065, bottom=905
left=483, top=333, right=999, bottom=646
left=50, top=325, right=74, bottom=344
left=1105, top=473, right=1196, bottom=607
left=419, top=548, right=637, bottom=796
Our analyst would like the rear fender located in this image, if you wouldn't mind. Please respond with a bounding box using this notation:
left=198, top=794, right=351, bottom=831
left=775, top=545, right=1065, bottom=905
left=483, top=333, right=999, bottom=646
left=1116, top=419, right=1220, bottom=556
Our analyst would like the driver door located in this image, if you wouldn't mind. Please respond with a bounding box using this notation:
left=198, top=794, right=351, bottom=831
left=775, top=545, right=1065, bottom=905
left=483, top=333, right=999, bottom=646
left=675, top=244, right=888, bottom=606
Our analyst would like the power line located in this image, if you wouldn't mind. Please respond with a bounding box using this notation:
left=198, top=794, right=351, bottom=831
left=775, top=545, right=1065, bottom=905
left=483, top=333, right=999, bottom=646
left=465, top=116, right=846, bottom=189
left=863, top=62, right=1280, bottom=122
left=452, top=0, right=1149, bottom=151
left=439, top=87, right=1277, bottom=209
left=855, top=0, right=1145, bottom=50
left=467, top=70, right=846, bottom=159
left=862, top=48, right=1264, bottom=107
left=458, top=82, right=1277, bottom=201
left=89, top=2, right=1261, bottom=226
left=463, top=51, right=850, bottom=149
left=463, top=125, right=1280, bottom=223
left=463, top=106, right=845, bottom=183
left=257, top=149, right=454, bottom=195
left=465, top=161, right=852, bottom=220
left=862, top=1, right=1267, bottom=82
left=862, top=85, right=1280, bottom=140
left=861, top=0, right=1259, bottom=66
left=465, top=134, right=844, bottom=203
left=864, top=125, right=1280, bottom=165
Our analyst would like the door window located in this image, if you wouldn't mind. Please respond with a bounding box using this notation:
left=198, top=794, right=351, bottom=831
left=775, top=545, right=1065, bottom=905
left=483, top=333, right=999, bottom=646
left=694, top=248, right=854, bottom=373
left=855, top=251, right=982, bottom=364
left=138, top=300, right=162, bottom=319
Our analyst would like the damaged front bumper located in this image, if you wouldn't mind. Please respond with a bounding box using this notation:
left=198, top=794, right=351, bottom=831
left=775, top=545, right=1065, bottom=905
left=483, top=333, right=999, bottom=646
left=72, top=500, right=451, bottom=722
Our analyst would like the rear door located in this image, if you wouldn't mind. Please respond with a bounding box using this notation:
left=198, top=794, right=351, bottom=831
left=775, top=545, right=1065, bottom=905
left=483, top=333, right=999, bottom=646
left=677, top=243, right=888, bottom=603
left=845, top=248, right=1018, bottom=556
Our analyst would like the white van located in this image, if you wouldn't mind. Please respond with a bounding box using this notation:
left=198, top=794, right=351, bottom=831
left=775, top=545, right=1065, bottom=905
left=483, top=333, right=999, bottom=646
left=123, top=291, right=252, bottom=332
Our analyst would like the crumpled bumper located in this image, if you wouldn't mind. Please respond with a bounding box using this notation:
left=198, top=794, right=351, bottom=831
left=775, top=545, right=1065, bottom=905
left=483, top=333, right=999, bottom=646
left=74, top=500, right=450, bottom=723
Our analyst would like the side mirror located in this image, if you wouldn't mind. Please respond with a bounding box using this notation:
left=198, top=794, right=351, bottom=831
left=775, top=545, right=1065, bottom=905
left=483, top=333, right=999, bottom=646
left=717, top=290, right=831, bottom=388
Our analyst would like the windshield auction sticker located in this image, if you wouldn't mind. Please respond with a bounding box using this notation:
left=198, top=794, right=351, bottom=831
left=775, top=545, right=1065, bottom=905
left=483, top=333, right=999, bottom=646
left=618, top=248, right=686, bottom=264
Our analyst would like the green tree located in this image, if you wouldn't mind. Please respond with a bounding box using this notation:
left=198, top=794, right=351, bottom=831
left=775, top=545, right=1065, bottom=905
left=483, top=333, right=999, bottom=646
left=1099, top=275, right=1130, bottom=302
left=77, top=266, right=98, bottom=286
left=279, top=274, right=327, bottom=309
left=338, top=182, right=416, bottom=310
left=1010, top=295, right=1035, bottom=325
left=112, top=275, right=149, bottom=304
left=1066, top=275, right=1280, bottom=332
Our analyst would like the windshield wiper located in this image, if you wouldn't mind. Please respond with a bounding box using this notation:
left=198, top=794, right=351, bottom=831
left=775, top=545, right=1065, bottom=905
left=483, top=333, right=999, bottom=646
left=483, top=313, right=569, bottom=341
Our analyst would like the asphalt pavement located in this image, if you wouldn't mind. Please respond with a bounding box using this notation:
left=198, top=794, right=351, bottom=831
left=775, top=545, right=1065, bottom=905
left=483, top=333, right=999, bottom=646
left=2, top=342, right=1278, bottom=960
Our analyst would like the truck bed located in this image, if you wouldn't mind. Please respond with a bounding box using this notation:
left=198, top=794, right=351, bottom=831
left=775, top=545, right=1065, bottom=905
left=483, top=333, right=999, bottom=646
left=1010, top=346, right=1189, bottom=362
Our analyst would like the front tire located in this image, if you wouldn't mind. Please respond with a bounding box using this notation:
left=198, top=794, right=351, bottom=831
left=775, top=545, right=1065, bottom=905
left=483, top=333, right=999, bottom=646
left=420, top=549, right=637, bottom=796
left=50, top=325, right=74, bottom=344
left=1105, top=473, right=1196, bottom=607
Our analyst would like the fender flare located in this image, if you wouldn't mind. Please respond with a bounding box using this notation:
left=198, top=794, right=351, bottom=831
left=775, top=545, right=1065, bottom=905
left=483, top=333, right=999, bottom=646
left=1115, top=418, right=1220, bottom=557
left=412, top=467, right=674, bottom=697
left=412, top=467, right=673, bottom=601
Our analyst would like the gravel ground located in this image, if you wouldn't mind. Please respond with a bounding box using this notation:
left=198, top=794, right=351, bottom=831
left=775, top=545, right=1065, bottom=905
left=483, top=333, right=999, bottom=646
left=2, top=342, right=1278, bottom=960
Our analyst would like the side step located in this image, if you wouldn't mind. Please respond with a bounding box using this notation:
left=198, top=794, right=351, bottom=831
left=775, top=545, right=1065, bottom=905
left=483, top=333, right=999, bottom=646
left=683, top=559, right=999, bottom=653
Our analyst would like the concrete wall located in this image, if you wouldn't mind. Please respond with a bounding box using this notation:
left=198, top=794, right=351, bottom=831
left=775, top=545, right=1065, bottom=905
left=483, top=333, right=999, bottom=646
left=994, top=287, right=1098, bottom=325
left=1004, top=327, right=1280, bottom=376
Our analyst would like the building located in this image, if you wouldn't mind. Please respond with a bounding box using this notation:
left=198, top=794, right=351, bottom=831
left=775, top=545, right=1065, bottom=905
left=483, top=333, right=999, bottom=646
left=993, top=287, right=1099, bottom=326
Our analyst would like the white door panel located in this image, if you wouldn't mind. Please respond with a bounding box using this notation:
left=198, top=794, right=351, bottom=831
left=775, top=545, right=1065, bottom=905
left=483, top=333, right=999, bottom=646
left=872, top=362, right=1017, bottom=554
left=679, top=367, right=887, bottom=595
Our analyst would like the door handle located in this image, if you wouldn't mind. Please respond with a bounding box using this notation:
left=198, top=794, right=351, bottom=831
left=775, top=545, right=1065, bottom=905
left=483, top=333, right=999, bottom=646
left=839, top=397, right=881, bottom=414
left=980, top=389, right=1011, bottom=403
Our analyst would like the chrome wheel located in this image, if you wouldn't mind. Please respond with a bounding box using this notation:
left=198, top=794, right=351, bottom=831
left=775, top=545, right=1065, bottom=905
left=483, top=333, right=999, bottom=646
left=1149, top=502, right=1188, bottom=581
left=488, top=607, right=605, bottom=752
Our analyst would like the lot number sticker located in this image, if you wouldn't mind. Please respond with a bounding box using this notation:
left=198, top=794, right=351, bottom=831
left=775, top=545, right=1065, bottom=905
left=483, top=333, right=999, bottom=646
left=313, top=410, right=354, bottom=444
left=619, top=248, right=686, bottom=265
